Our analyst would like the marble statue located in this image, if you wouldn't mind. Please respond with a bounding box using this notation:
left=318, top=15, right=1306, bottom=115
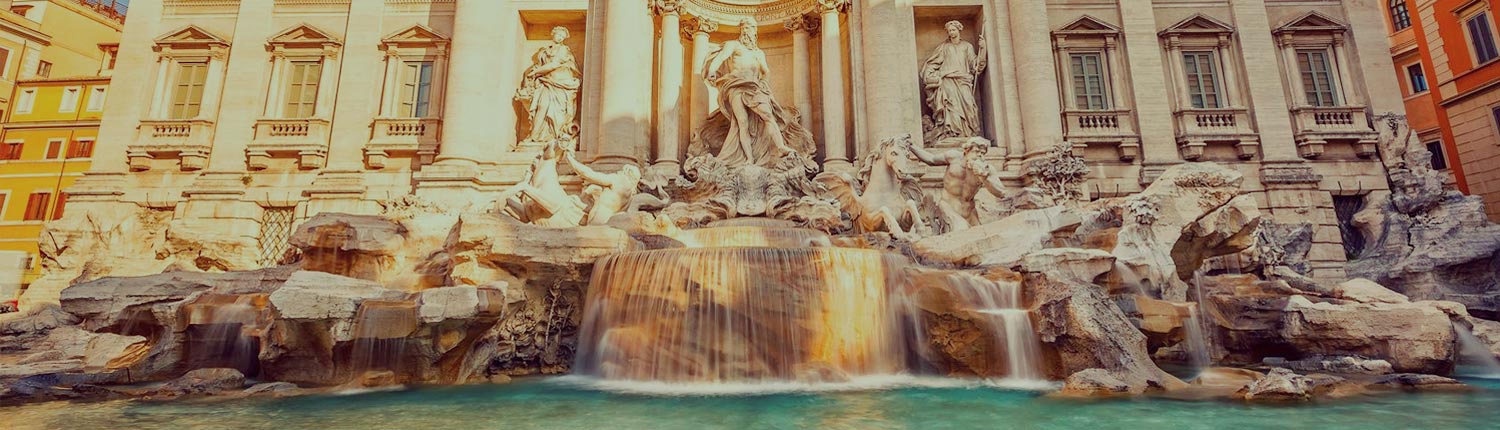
left=495, top=141, right=586, bottom=227
left=561, top=148, right=643, bottom=226
left=921, top=20, right=987, bottom=145
left=691, top=18, right=817, bottom=168
left=909, top=136, right=1007, bottom=231
left=516, top=26, right=582, bottom=147
left=816, top=135, right=929, bottom=238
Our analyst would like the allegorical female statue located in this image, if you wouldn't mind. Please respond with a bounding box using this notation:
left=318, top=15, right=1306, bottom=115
left=692, top=18, right=816, bottom=168
left=516, top=26, right=581, bottom=147
left=921, top=20, right=987, bottom=145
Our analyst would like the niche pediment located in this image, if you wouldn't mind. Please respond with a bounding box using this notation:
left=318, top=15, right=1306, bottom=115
left=1273, top=11, right=1349, bottom=37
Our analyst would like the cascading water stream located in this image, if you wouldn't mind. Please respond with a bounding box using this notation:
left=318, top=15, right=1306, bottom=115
left=183, top=294, right=266, bottom=375
left=1454, top=323, right=1500, bottom=378
left=938, top=273, right=1046, bottom=383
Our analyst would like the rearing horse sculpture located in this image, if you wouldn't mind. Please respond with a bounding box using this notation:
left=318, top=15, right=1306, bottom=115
left=815, top=134, right=930, bottom=238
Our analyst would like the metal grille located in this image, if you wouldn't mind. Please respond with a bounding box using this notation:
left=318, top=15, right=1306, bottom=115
left=258, top=207, right=295, bottom=266
left=1332, top=195, right=1366, bottom=260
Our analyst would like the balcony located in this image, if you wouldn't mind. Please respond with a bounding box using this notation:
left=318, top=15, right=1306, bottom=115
left=1173, top=107, right=1259, bottom=160
left=1290, top=105, right=1379, bottom=159
left=128, top=119, right=217, bottom=171
left=1063, top=109, right=1141, bottom=162
left=365, top=117, right=441, bottom=169
left=248, top=118, right=332, bottom=170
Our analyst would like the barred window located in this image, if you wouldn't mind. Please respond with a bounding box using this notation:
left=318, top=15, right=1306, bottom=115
left=1390, top=0, right=1411, bottom=31
left=258, top=207, right=296, bottom=266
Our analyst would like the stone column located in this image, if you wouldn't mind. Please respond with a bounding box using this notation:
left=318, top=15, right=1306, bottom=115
left=787, top=15, right=816, bottom=129
left=204, top=0, right=275, bottom=173
left=1007, top=0, right=1064, bottom=158
left=857, top=0, right=921, bottom=151
left=1279, top=36, right=1307, bottom=106
left=433, top=0, right=516, bottom=167
left=323, top=0, right=384, bottom=172
left=84, top=0, right=162, bottom=175
left=1330, top=35, right=1360, bottom=106
left=1228, top=0, right=1297, bottom=162
left=686, top=18, right=718, bottom=135
left=596, top=0, right=654, bottom=168
left=1115, top=0, right=1176, bottom=172
left=653, top=1, right=685, bottom=172
left=820, top=0, right=850, bottom=169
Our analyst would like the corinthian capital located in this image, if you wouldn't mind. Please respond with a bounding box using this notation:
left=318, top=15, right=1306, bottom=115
left=816, top=0, right=850, bottom=13
left=685, top=16, right=719, bottom=35
left=784, top=15, right=819, bottom=33
left=650, top=0, right=682, bottom=16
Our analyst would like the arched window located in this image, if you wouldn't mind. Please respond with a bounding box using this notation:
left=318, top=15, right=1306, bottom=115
left=1390, top=0, right=1412, bottom=31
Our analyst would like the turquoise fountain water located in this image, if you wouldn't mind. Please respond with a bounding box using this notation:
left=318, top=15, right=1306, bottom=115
left=5, top=377, right=1500, bottom=430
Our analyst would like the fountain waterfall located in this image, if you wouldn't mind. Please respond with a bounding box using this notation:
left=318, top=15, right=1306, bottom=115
left=935, top=273, right=1046, bottom=382
left=575, top=236, right=911, bottom=383
left=1455, top=323, right=1500, bottom=378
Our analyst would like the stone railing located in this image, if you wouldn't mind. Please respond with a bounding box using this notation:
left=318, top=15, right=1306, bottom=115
left=1062, top=109, right=1141, bottom=162
left=366, top=117, right=441, bottom=169
left=1290, top=105, right=1379, bottom=159
left=249, top=118, right=332, bottom=170
left=1172, top=107, right=1258, bottom=160
left=128, top=119, right=217, bottom=171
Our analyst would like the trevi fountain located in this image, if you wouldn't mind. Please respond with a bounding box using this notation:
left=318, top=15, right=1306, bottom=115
left=3, top=0, right=1500, bottom=429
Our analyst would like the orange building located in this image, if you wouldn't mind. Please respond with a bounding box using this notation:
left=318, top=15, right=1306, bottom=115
left=1391, top=0, right=1500, bottom=220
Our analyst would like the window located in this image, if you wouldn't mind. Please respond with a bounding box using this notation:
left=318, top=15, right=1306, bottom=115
left=1467, top=12, right=1500, bottom=64
left=1426, top=141, right=1448, bottom=170
left=36, top=61, right=50, bottom=78
left=86, top=86, right=107, bottom=112
left=44, top=140, right=61, bottom=159
left=399, top=61, right=434, bottom=117
left=1298, top=49, right=1339, bottom=106
left=0, top=48, right=10, bottom=79
left=1183, top=51, right=1223, bottom=109
left=66, top=140, right=93, bottom=159
left=169, top=62, right=209, bottom=119
left=1407, top=63, right=1428, bottom=93
left=59, top=86, right=81, bottom=113
left=15, top=88, right=34, bottom=114
left=283, top=61, right=322, bottom=118
left=1070, top=53, right=1109, bottom=110
left=0, top=142, right=19, bottom=160
left=22, top=192, right=49, bottom=221
left=1390, top=0, right=1411, bottom=31
left=1492, top=106, right=1500, bottom=137
left=0, top=193, right=6, bottom=216
left=51, top=193, right=66, bottom=220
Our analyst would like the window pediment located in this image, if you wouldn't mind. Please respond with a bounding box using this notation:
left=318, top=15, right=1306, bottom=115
left=155, top=25, right=230, bottom=56
left=1055, top=15, right=1121, bottom=37
left=1159, top=14, right=1235, bottom=38
left=1273, top=11, right=1348, bottom=36
left=382, top=24, right=450, bottom=51
left=268, top=24, right=342, bottom=58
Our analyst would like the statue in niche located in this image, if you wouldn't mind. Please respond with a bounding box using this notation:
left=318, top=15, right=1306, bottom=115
left=816, top=135, right=931, bottom=239
left=516, top=26, right=581, bottom=147
left=495, top=141, right=586, bottom=227
left=690, top=18, right=817, bottom=168
left=561, top=147, right=644, bottom=226
left=909, top=136, right=1008, bottom=231
left=921, top=20, right=987, bottom=146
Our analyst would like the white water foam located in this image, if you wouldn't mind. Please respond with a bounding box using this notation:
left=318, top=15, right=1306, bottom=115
left=551, top=374, right=1059, bottom=397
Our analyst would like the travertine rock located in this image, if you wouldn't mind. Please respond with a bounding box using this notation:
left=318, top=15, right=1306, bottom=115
left=1235, top=368, right=1313, bottom=401
left=1022, top=249, right=1185, bottom=392
left=289, top=213, right=408, bottom=284
left=267, top=271, right=406, bottom=321
left=1056, top=368, right=1134, bottom=397
left=1349, top=187, right=1500, bottom=319
left=1331, top=278, right=1410, bottom=304
left=1262, top=355, right=1394, bottom=375
left=912, top=205, right=1079, bottom=267
left=1280, top=295, right=1455, bottom=374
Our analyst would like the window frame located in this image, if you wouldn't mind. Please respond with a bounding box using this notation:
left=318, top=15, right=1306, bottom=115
left=35, top=60, right=50, bottom=78
left=1391, top=0, right=1412, bottom=31
left=169, top=61, right=210, bottom=120
left=66, top=138, right=94, bottom=159
left=0, top=141, right=20, bottom=160
left=1491, top=105, right=1500, bottom=145
left=15, top=88, right=35, bottom=114
left=0, top=47, right=11, bottom=80
left=398, top=60, right=436, bottom=118
left=22, top=192, right=50, bottom=221
left=1068, top=52, right=1111, bottom=111
left=1297, top=48, right=1341, bottom=107
left=1406, top=62, right=1429, bottom=94
left=44, top=138, right=62, bottom=159
left=282, top=60, right=324, bottom=119
left=1465, top=10, right=1500, bottom=65
left=1182, top=50, right=1225, bottom=109
left=59, top=86, right=82, bottom=113
left=86, top=86, right=107, bottom=112
left=1426, top=140, right=1449, bottom=170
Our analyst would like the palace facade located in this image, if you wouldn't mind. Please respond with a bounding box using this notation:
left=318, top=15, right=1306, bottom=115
left=43, top=0, right=1418, bottom=302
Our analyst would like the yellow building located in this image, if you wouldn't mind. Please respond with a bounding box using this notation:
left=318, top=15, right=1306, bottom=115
left=0, top=0, right=120, bottom=296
